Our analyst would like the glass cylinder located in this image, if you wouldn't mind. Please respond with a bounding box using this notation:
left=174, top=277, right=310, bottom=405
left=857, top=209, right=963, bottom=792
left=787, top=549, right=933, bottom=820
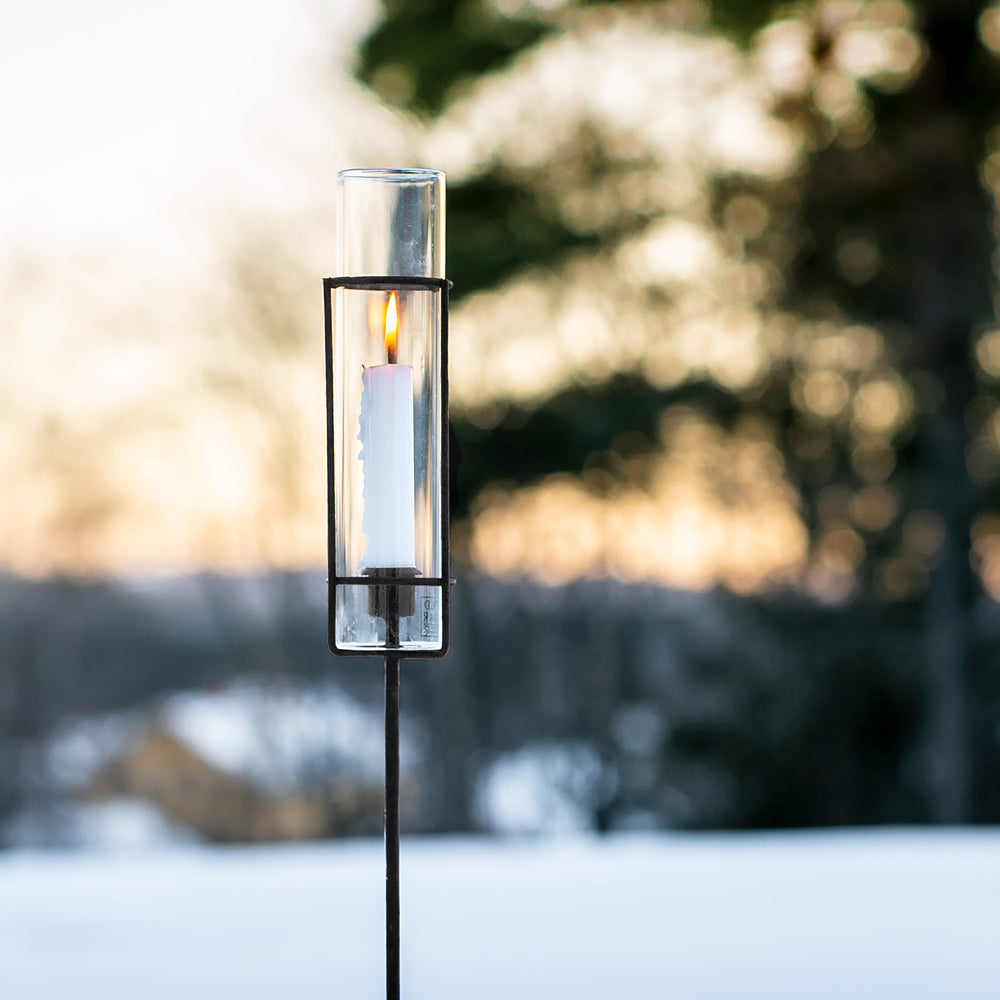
left=337, top=168, right=444, bottom=279
left=329, top=168, right=448, bottom=654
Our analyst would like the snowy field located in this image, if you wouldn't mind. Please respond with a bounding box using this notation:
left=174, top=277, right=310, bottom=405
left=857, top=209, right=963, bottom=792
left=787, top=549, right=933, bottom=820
left=2, top=829, right=999, bottom=1000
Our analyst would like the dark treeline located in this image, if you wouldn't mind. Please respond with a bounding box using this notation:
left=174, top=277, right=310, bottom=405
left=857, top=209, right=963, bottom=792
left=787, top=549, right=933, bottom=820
left=2, top=571, right=998, bottom=843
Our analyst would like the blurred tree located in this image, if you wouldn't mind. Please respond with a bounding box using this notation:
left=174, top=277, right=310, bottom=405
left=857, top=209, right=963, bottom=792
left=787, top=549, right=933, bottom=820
left=354, top=0, right=1000, bottom=824
left=754, top=0, right=999, bottom=822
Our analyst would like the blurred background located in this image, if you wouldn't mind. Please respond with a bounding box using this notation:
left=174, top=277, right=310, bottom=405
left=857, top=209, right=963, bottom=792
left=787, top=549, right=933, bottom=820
left=3, top=0, right=1000, bottom=853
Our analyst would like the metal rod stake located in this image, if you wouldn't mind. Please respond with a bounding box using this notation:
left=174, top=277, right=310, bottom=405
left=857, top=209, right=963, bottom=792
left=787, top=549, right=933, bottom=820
left=385, top=595, right=402, bottom=1000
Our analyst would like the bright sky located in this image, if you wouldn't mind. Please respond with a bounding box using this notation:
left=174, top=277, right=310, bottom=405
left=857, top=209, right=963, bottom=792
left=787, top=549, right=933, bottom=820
left=0, top=0, right=371, bottom=266
left=0, top=0, right=397, bottom=576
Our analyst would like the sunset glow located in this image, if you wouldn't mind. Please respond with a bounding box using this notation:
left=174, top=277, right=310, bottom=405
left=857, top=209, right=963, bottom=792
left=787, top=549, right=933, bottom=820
left=467, top=414, right=808, bottom=593
left=2, top=0, right=986, bottom=605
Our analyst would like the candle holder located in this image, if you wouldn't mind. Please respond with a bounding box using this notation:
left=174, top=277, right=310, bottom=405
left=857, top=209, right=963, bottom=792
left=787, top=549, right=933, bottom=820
left=326, top=170, right=450, bottom=658
left=324, top=168, right=451, bottom=1000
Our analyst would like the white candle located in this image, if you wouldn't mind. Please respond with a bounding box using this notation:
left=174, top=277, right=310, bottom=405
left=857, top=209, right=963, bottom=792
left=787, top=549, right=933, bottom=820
left=358, top=295, right=416, bottom=569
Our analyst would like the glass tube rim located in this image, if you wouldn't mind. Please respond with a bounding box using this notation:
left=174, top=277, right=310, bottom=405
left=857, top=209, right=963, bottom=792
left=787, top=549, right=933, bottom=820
left=338, top=167, right=444, bottom=184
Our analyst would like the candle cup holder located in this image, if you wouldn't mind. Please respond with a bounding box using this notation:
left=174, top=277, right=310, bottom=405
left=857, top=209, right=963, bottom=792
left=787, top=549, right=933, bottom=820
left=364, top=567, right=419, bottom=620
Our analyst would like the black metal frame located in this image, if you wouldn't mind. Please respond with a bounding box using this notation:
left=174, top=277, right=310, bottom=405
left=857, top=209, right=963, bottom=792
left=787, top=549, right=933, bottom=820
left=324, top=275, right=452, bottom=660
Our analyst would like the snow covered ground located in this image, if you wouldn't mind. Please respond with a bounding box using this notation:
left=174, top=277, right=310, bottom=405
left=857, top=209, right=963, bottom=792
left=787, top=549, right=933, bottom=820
left=2, top=829, right=999, bottom=1000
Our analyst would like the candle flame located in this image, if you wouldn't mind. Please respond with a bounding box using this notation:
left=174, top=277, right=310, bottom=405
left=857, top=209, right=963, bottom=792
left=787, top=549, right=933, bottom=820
left=385, top=292, right=398, bottom=363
